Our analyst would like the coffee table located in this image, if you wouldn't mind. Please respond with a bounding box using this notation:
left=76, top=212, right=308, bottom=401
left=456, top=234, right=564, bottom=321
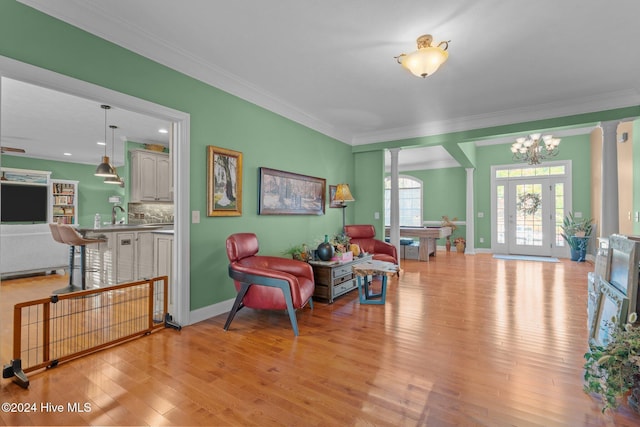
left=352, top=260, right=399, bottom=305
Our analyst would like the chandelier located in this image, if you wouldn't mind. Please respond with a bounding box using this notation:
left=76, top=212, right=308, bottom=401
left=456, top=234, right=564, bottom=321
left=510, top=133, right=561, bottom=165
left=395, top=34, right=450, bottom=78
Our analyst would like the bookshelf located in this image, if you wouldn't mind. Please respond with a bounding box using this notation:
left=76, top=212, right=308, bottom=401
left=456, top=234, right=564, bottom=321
left=51, top=179, right=78, bottom=224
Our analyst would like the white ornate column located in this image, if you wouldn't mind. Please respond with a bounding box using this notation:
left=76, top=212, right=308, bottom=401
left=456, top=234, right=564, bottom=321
left=465, top=168, right=475, bottom=254
left=600, top=121, right=619, bottom=237
left=389, top=148, right=401, bottom=266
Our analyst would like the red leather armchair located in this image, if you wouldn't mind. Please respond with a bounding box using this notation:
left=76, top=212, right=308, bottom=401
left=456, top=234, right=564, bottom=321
left=224, top=233, right=315, bottom=336
left=344, top=224, right=398, bottom=265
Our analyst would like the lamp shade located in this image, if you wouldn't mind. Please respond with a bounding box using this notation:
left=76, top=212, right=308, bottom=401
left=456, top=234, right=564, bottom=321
left=104, top=171, right=121, bottom=184
left=334, top=184, right=355, bottom=203
left=95, top=156, right=116, bottom=177
left=399, top=46, right=449, bottom=78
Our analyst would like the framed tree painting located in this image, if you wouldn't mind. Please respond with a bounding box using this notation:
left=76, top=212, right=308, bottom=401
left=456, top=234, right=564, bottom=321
left=207, top=146, right=243, bottom=216
left=259, top=167, right=325, bottom=215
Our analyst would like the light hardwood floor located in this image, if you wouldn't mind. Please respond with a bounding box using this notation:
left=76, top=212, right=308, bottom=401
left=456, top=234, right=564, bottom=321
left=1, top=252, right=639, bottom=426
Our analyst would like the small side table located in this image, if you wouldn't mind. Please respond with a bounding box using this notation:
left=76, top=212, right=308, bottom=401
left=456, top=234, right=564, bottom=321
left=352, top=260, right=399, bottom=305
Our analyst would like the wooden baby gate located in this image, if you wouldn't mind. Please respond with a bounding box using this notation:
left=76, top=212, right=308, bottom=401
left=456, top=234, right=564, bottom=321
left=3, top=276, right=180, bottom=388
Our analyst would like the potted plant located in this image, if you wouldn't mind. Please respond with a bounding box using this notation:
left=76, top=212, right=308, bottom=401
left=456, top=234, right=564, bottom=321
left=584, top=312, right=640, bottom=413
left=441, top=215, right=458, bottom=252
left=453, top=237, right=466, bottom=253
left=560, top=212, right=593, bottom=261
left=282, top=243, right=311, bottom=262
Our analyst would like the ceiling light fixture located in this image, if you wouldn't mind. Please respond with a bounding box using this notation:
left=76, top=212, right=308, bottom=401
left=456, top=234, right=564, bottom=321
left=510, top=133, right=561, bottom=165
left=94, top=105, right=117, bottom=177
left=396, top=34, right=450, bottom=78
left=104, top=125, right=123, bottom=185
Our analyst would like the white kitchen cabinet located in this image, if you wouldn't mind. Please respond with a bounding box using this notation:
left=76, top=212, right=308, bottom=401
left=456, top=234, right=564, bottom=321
left=115, top=232, right=136, bottom=283
left=137, top=231, right=155, bottom=279
left=130, top=149, right=172, bottom=202
left=154, top=232, right=174, bottom=314
left=111, top=230, right=156, bottom=283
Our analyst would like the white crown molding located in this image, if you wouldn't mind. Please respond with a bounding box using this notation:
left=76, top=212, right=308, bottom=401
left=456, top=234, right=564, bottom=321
left=18, top=0, right=352, bottom=144
left=18, top=0, right=640, bottom=148
left=352, top=89, right=640, bottom=146
left=473, top=125, right=597, bottom=147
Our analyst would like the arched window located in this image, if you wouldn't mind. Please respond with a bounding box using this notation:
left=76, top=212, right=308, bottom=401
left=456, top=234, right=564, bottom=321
left=384, top=175, right=423, bottom=227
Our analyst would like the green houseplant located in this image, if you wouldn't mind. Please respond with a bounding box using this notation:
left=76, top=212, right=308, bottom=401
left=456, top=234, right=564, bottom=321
left=560, top=212, right=593, bottom=261
left=584, top=312, right=640, bottom=413
left=282, top=243, right=311, bottom=262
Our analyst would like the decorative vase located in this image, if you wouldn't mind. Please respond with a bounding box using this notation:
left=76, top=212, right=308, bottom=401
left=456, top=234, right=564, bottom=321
left=446, top=237, right=451, bottom=252
left=317, top=235, right=334, bottom=261
left=456, top=242, right=465, bottom=253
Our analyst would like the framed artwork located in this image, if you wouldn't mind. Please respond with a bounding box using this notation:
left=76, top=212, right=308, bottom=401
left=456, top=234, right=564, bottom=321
left=590, top=277, right=629, bottom=347
left=207, top=146, right=243, bottom=216
left=608, top=234, right=640, bottom=313
left=259, top=167, right=325, bottom=215
left=329, top=185, right=342, bottom=208
left=588, top=248, right=612, bottom=334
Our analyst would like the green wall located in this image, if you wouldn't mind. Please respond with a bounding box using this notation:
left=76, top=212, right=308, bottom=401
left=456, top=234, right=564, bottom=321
left=474, top=134, right=592, bottom=248
left=399, top=167, right=466, bottom=241
left=1, top=155, right=124, bottom=227
left=354, top=133, right=594, bottom=250
left=353, top=151, right=384, bottom=238
left=0, top=1, right=353, bottom=311
left=0, top=0, right=636, bottom=312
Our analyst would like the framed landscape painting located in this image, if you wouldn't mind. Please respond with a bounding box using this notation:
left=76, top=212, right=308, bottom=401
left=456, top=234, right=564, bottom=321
left=207, top=146, right=242, bottom=216
left=259, top=167, right=325, bottom=215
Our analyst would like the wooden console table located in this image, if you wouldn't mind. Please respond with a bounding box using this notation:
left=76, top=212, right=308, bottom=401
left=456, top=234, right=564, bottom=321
left=385, top=227, right=451, bottom=261
left=309, top=254, right=373, bottom=303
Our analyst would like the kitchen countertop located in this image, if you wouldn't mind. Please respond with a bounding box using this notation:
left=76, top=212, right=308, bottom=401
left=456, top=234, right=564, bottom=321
left=78, top=224, right=164, bottom=233
left=151, top=229, right=174, bottom=235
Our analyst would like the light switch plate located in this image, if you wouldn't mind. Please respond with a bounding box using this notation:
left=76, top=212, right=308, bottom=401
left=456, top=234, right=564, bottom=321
left=192, top=210, right=200, bottom=224
left=374, top=212, right=380, bottom=219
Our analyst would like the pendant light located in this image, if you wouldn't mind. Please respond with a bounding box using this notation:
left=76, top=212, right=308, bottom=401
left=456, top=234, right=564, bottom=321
left=104, top=125, right=123, bottom=185
left=94, top=105, right=117, bottom=177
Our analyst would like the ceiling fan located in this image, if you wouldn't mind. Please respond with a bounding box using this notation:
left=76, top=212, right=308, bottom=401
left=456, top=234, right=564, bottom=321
left=0, top=146, right=26, bottom=154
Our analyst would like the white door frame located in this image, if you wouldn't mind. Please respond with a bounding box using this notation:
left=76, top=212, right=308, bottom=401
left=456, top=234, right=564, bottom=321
left=491, top=160, right=572, bottom=258
left=0, top=55, right=192, bottom=326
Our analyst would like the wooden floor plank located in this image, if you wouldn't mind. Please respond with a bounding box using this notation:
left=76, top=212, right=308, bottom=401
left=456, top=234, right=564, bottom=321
left=2, top=253, right=640, bottom=426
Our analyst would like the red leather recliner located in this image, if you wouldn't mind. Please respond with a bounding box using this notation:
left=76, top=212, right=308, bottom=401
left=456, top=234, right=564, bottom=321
left=224, top=233, right=315, bottom=336
left=344, top=224, right=398, bottom=265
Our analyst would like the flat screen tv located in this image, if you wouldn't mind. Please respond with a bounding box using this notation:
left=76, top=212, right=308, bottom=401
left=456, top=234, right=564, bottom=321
left=1, top=183, right=48, bottom=223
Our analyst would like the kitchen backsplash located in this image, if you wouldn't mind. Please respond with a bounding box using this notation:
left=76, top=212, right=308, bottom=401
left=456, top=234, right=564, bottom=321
left=128, top=203, right=174, bottom=224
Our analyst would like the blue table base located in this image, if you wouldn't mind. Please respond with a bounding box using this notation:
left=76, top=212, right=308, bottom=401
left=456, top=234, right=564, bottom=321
left=356, top=275, right=388, bottom=305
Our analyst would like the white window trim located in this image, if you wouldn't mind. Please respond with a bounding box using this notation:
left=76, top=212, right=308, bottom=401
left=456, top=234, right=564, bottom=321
left=490, top=160, right=572, bottom=256
left=384, top=175, right=424, bottom=227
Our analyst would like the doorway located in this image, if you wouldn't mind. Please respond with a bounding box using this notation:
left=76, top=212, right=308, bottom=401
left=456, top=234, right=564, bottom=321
left=0, top=56, right=191, bottom=325
left=492, top=161, right=571, bottom=258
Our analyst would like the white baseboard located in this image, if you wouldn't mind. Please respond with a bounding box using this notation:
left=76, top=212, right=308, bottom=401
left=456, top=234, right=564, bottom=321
left=187, top=297, right=235, bottom=326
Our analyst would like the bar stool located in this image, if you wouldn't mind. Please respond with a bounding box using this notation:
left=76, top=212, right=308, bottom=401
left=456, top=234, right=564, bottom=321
left=49, top=223, right=77, bottom=293
left=55, top=224, right=106, bottom=294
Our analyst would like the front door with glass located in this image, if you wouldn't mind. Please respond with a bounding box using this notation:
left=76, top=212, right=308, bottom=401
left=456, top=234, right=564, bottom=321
left=492, top=162, right=571, bottom=258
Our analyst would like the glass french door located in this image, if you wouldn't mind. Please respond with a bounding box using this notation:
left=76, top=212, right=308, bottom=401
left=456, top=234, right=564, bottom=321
left=492, top=161, right=571, bottom=257
left=507, top=180, right=551, bottom=256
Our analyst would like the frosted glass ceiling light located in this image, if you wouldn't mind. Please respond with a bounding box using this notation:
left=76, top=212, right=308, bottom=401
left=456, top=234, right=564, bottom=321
left=396, top=34, right=450, bottom=78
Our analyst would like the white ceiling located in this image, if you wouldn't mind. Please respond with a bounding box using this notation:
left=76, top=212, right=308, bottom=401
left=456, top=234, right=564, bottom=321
left=1, top=77, right=170, bottom=166
left=7, top=0, right=640, bottom=168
